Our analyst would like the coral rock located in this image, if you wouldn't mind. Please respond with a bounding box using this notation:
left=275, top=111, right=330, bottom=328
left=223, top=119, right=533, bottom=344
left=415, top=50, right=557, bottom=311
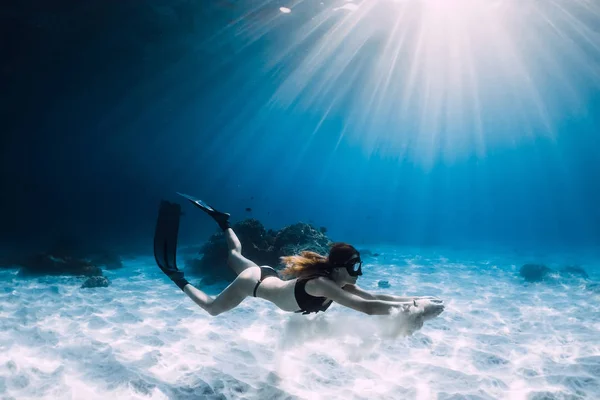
left=185, top=219, right=332, bottom=284
left=519, top=263, right=552, bottom=282
left=81, top=276, right=111, bottom=289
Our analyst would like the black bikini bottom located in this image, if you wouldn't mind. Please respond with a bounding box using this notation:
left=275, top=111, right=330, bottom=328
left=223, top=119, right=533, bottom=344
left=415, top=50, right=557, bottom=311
left=252, top=266, right=279, bottom=297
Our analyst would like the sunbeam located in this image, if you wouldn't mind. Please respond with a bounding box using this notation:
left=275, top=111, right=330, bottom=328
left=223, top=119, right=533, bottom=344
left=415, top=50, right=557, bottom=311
left=208, top=0, right=600, bottom=165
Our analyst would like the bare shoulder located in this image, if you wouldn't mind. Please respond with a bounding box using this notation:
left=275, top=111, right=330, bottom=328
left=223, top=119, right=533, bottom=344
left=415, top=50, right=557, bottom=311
left=343, top=283, right=359, bottom=292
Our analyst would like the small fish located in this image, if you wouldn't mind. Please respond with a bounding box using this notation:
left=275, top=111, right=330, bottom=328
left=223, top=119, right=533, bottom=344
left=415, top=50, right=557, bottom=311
left=245, top=207, right=252, bottom=212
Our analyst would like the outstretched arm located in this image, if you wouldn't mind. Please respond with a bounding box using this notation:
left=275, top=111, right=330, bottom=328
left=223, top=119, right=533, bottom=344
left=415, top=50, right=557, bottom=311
left=312, top=280, right=445, bottom=318
left=309, top=278, right=426, bottom=315
left=343, top=284, right=440, bottom=303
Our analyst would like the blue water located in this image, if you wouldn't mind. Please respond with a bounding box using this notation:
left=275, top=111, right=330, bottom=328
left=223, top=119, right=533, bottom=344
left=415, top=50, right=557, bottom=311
left=2, top=0, right=600, bottom=399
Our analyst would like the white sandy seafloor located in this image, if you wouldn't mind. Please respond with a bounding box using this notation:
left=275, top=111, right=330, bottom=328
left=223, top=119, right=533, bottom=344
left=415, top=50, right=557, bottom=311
left=1, top=247, right=599, bottom=400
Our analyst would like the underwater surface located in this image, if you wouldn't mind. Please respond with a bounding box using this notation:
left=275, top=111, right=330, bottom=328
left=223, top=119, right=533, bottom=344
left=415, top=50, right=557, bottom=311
left=1, top=247, right=599, bottom=400
left=2, top=0, right=600, bottom=399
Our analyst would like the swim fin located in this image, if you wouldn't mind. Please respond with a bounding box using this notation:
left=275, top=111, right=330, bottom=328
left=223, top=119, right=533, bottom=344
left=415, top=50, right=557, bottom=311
left=153, top=200, right=189, bottom=291
left=176, top=192, right=231, bottom=231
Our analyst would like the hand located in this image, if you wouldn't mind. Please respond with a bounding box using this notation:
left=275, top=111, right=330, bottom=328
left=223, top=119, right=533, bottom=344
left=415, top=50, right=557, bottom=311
left=415, top=296, right=444, bottom=304
left=416, top=298, right=445, bottom=319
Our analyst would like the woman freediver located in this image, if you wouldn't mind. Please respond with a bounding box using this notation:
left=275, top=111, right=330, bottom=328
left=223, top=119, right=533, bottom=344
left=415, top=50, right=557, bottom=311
left=153, top=193, right=444, bottom=319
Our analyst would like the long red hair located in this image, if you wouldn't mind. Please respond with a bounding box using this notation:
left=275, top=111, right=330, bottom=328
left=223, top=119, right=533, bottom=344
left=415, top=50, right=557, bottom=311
left=280, top=242, right=359, bottom=278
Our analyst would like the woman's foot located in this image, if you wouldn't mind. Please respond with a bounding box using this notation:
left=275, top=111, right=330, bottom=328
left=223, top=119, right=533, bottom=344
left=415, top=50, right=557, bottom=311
left=177, top=192, right=231, bottom=231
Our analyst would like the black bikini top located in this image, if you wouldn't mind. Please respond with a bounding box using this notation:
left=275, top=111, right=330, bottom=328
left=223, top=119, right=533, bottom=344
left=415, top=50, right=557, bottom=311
left=294, top=273, right=334, bottom=315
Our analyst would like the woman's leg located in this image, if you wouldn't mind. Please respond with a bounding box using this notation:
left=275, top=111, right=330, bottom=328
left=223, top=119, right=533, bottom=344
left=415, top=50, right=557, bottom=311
left=183, top=267, right=258, bottom=316
left=224, top=228, right=258, bottom=275
left=176, top=193, right=257, bottom=276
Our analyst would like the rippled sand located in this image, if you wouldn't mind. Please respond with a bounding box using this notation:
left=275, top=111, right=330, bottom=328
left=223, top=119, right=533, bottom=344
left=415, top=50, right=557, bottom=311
left=1, top=248, right=598, bottom=400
